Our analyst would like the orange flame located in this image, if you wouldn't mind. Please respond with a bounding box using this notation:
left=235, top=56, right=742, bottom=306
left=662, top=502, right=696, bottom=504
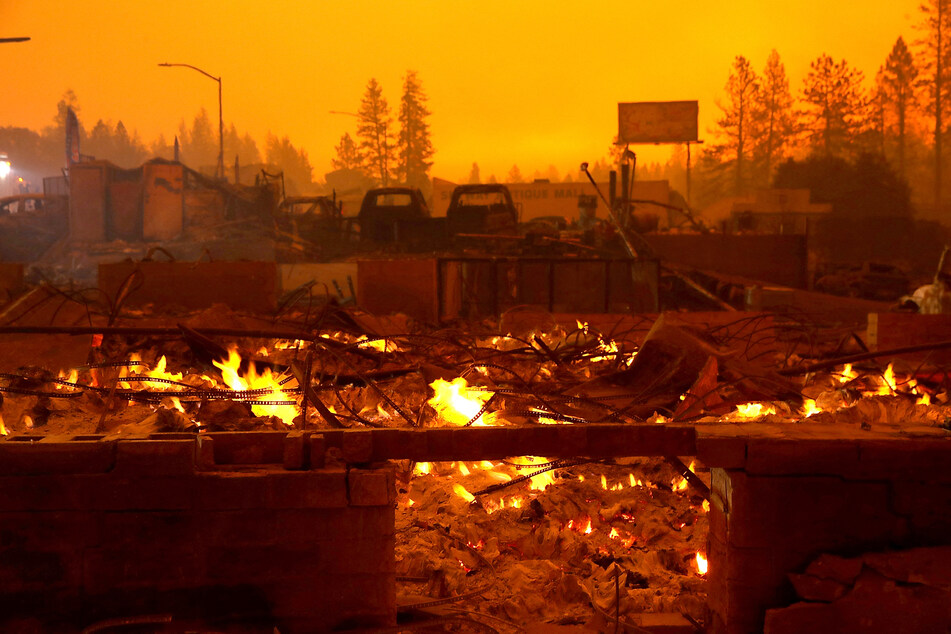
left=734, top=402, right=777, bottom=418
left=0, top=414, right=7, bottom=436
left=427, top=377, right=496, bottom=426
left=696, top=551, right=708, bottom=575
left=213, top=348, right=297, bottom=427
left=452, top=483, right=475, bottom=503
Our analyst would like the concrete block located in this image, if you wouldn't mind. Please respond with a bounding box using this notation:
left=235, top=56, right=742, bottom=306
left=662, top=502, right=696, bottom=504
left=696, top=436, right=746, bottom=469
left=113, top=439, right=196, bottom=476
left=309, top=433, right=326, bottom=468
left=0, top=437, right=115, bottom=475
left=744, top=439, right=860, bottom=476
left=0, top=475, right=86, bottom=511
left=348, top=467, right=396, bottom=506
left=283, top=430, right=307, bottom=470
left=266, top=470, right=348, bottom=509
left=341, top=429, right=374, bottom=463
left=84, top=475, right=196, bottom=511
left=195, top=472, right=270, bottom=510
left=207, top=431, right=287, bottom=464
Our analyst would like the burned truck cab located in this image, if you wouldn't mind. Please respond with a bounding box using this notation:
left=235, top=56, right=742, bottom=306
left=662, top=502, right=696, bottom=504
left=358, top=187, right=431, bottom=243
left=445, top=184, right=519, bottom=237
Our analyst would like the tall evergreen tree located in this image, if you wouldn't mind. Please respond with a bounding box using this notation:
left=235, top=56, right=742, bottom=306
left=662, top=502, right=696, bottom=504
left=467, top=162, right=481, bottom=184
left=332, top=133, right=361, bottom=170
left=396, top=70, right=434, bottom=189
left=266, top=133, right=314, bottom=195
left=801, top=54, right=867, bottom=157
left=881, top=37, right=919, bottom=178
left=356, top=78, right=395, bottom=186
left=752, top=50, right=797, bottom=187
left=177, top=108, right=217, bottom=171
left=917, top=0, right=951, bottom=210
left=506, top=165, right=524, bottom=183
left=712, top=56, right=760, bottom=194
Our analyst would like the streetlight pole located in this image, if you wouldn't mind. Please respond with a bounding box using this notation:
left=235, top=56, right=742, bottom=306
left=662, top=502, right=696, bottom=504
left=158, top=62, right=224, bottom=180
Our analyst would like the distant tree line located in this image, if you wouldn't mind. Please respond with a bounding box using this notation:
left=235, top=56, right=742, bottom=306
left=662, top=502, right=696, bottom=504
left=681, top=0, right=951, bottom=220
left=0, top=90, right=317, bottom=195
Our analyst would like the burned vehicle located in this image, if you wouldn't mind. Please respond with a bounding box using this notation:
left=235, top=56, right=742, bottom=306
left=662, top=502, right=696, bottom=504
left=445, top=184, right=519, bottom=237
left=358, top=187, right=430, bottom=242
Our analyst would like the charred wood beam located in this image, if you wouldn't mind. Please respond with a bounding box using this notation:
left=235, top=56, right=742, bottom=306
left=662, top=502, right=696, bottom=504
left=779, top=339, right=951, bottom=376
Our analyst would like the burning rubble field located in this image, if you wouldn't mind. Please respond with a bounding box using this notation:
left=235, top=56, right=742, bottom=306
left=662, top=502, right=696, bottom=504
left=2, top=294, right=950, bottom=631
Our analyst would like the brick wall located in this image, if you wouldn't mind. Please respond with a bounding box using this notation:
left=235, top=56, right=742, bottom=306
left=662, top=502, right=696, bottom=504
left=0, top=433, right=396, bottom=633
left=706, top=437, right=951, bottom=634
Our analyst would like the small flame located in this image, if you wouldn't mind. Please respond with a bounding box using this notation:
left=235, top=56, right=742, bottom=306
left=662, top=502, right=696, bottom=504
left=609, top=527, right=620, bottom=539
left=428, top=377, right=496, bottom=426
left=578, top=475, right=585, bottom=483
left=583, top=519, right=593, bottom=534
left=0, top=414, right=7, bottom=436
left=801, top=398, right=821, bottom=417
left=413, top=462, right=431, bottom=476
left=838, top=363, right=857, bottom=384
left=917, top=392, right=932, bottom=406
left=702, top=499, right=710, bottom=512
left=169, top=396, right=185, bottom=413
left=695, top=551, right=708, bottom=575
left=452, top=483, right=476, bottom=503
left=735, top=402, right=776, bottom=418
left=457, top=462, right=471, bottom=476
left=875, top=364, right=897, bottom=396
left=601, top=474, right=608, bottom=490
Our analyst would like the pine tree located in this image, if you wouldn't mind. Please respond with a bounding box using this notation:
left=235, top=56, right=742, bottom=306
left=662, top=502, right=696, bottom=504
left=506, top=165, right=524, bottom=183
left=917, top=0, right=951, bottom=210
left=178, top=108, right=218, bottom=171
left=332, top=133, right=362, bottom=170
left=266, top=133, right=314, bottom=195
left=752, top=50, right=797, bottom=187
left=712, top=56, right=760, bottom=194
left=396, top=70, right=434, bottom=189
left=467, top=162, right=481, bottom=184
left=801, top=54, right=867, bottom=157
left=356, top=78, right=395, bottom=186
left=882, top=36, right=919, bottom=177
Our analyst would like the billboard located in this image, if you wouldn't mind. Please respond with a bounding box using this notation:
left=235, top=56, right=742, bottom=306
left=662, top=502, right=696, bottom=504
left=617, top=101, right=698, bottom=144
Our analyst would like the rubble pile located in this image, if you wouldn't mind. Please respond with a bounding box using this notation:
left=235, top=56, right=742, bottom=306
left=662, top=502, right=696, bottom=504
left=1, top=293, right=950, bottom=630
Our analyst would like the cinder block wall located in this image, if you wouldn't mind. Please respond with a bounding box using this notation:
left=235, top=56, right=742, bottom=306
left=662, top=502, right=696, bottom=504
left=0, top=433, right=396, bottom=633
left=707, top=438, right=951, bottom=634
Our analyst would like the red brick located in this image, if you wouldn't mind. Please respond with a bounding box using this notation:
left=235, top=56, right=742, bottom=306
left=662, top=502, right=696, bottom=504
left=207, top=431, right=287, bottom=464
left=745, top=439, right=860, bottom=476
left=112, top=439, right=196, bottom=476
left=0, top=437, right=115, bottom=475
left=266, top=470, right=348, bottom=508
left=348, top=467, right=396, bottom=506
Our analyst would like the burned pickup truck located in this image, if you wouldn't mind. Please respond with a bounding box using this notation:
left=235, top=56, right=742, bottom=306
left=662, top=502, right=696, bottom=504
left=445, top=184, right=519, bottom=237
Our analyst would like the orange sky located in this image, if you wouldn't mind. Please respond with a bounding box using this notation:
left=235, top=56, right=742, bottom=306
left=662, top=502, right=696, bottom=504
left=2, top=1, right=921, bottom=183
